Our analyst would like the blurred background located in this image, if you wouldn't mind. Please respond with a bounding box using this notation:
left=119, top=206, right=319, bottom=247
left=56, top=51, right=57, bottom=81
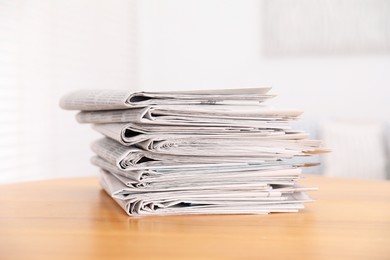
left=1, top=0, right=389, bottom=183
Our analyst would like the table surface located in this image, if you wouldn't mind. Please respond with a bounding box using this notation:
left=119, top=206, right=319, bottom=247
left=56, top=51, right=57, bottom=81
left=1, top=175, right=389, bottom=260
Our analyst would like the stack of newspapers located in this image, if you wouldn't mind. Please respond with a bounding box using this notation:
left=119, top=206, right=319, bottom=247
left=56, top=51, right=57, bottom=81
left=60, top=88, right=323, bottom=216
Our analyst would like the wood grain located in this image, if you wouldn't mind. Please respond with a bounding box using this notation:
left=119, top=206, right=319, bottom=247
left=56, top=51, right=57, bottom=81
left=0, top=175, right=389, bottom=260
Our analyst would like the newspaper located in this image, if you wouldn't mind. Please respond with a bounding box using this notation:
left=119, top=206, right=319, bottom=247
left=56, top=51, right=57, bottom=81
left=92, top=124, right=320, bottom=155
left=91, top=155, right=304, bottom=186
left=60, top=88, right=274, bottom=111
left=137, top=138, right=321, bottom=157
left=91, top=137, right=320, bottom=171
left=99, top=170, right=315, bottom=216
left=91, top=122, right=309, bottom=146
left=75, top=105, right=302, bottom=126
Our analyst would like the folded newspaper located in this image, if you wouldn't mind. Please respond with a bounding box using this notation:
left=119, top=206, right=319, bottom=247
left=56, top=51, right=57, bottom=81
left=91, top=122, right=309, bottom=146
left=75, top=105, right=302, bottom=125
left=60, top=87, right=325, bottom=216
left=60, top=88, right=274, bottom=110
left=91, top=137, right=321, bottom=170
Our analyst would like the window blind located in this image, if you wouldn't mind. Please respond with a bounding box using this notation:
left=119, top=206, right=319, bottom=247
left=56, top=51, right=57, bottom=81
left=0, top=0, right=138, bottom=183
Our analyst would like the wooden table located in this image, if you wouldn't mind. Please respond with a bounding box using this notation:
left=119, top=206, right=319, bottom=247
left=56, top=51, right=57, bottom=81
left=1, top=175, right=389, bottom=260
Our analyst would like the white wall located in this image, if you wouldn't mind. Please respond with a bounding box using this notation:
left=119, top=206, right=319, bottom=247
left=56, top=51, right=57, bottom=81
left=137, top=0, right=390, bottom=121
left=2, top=0, right=389, bottom=183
